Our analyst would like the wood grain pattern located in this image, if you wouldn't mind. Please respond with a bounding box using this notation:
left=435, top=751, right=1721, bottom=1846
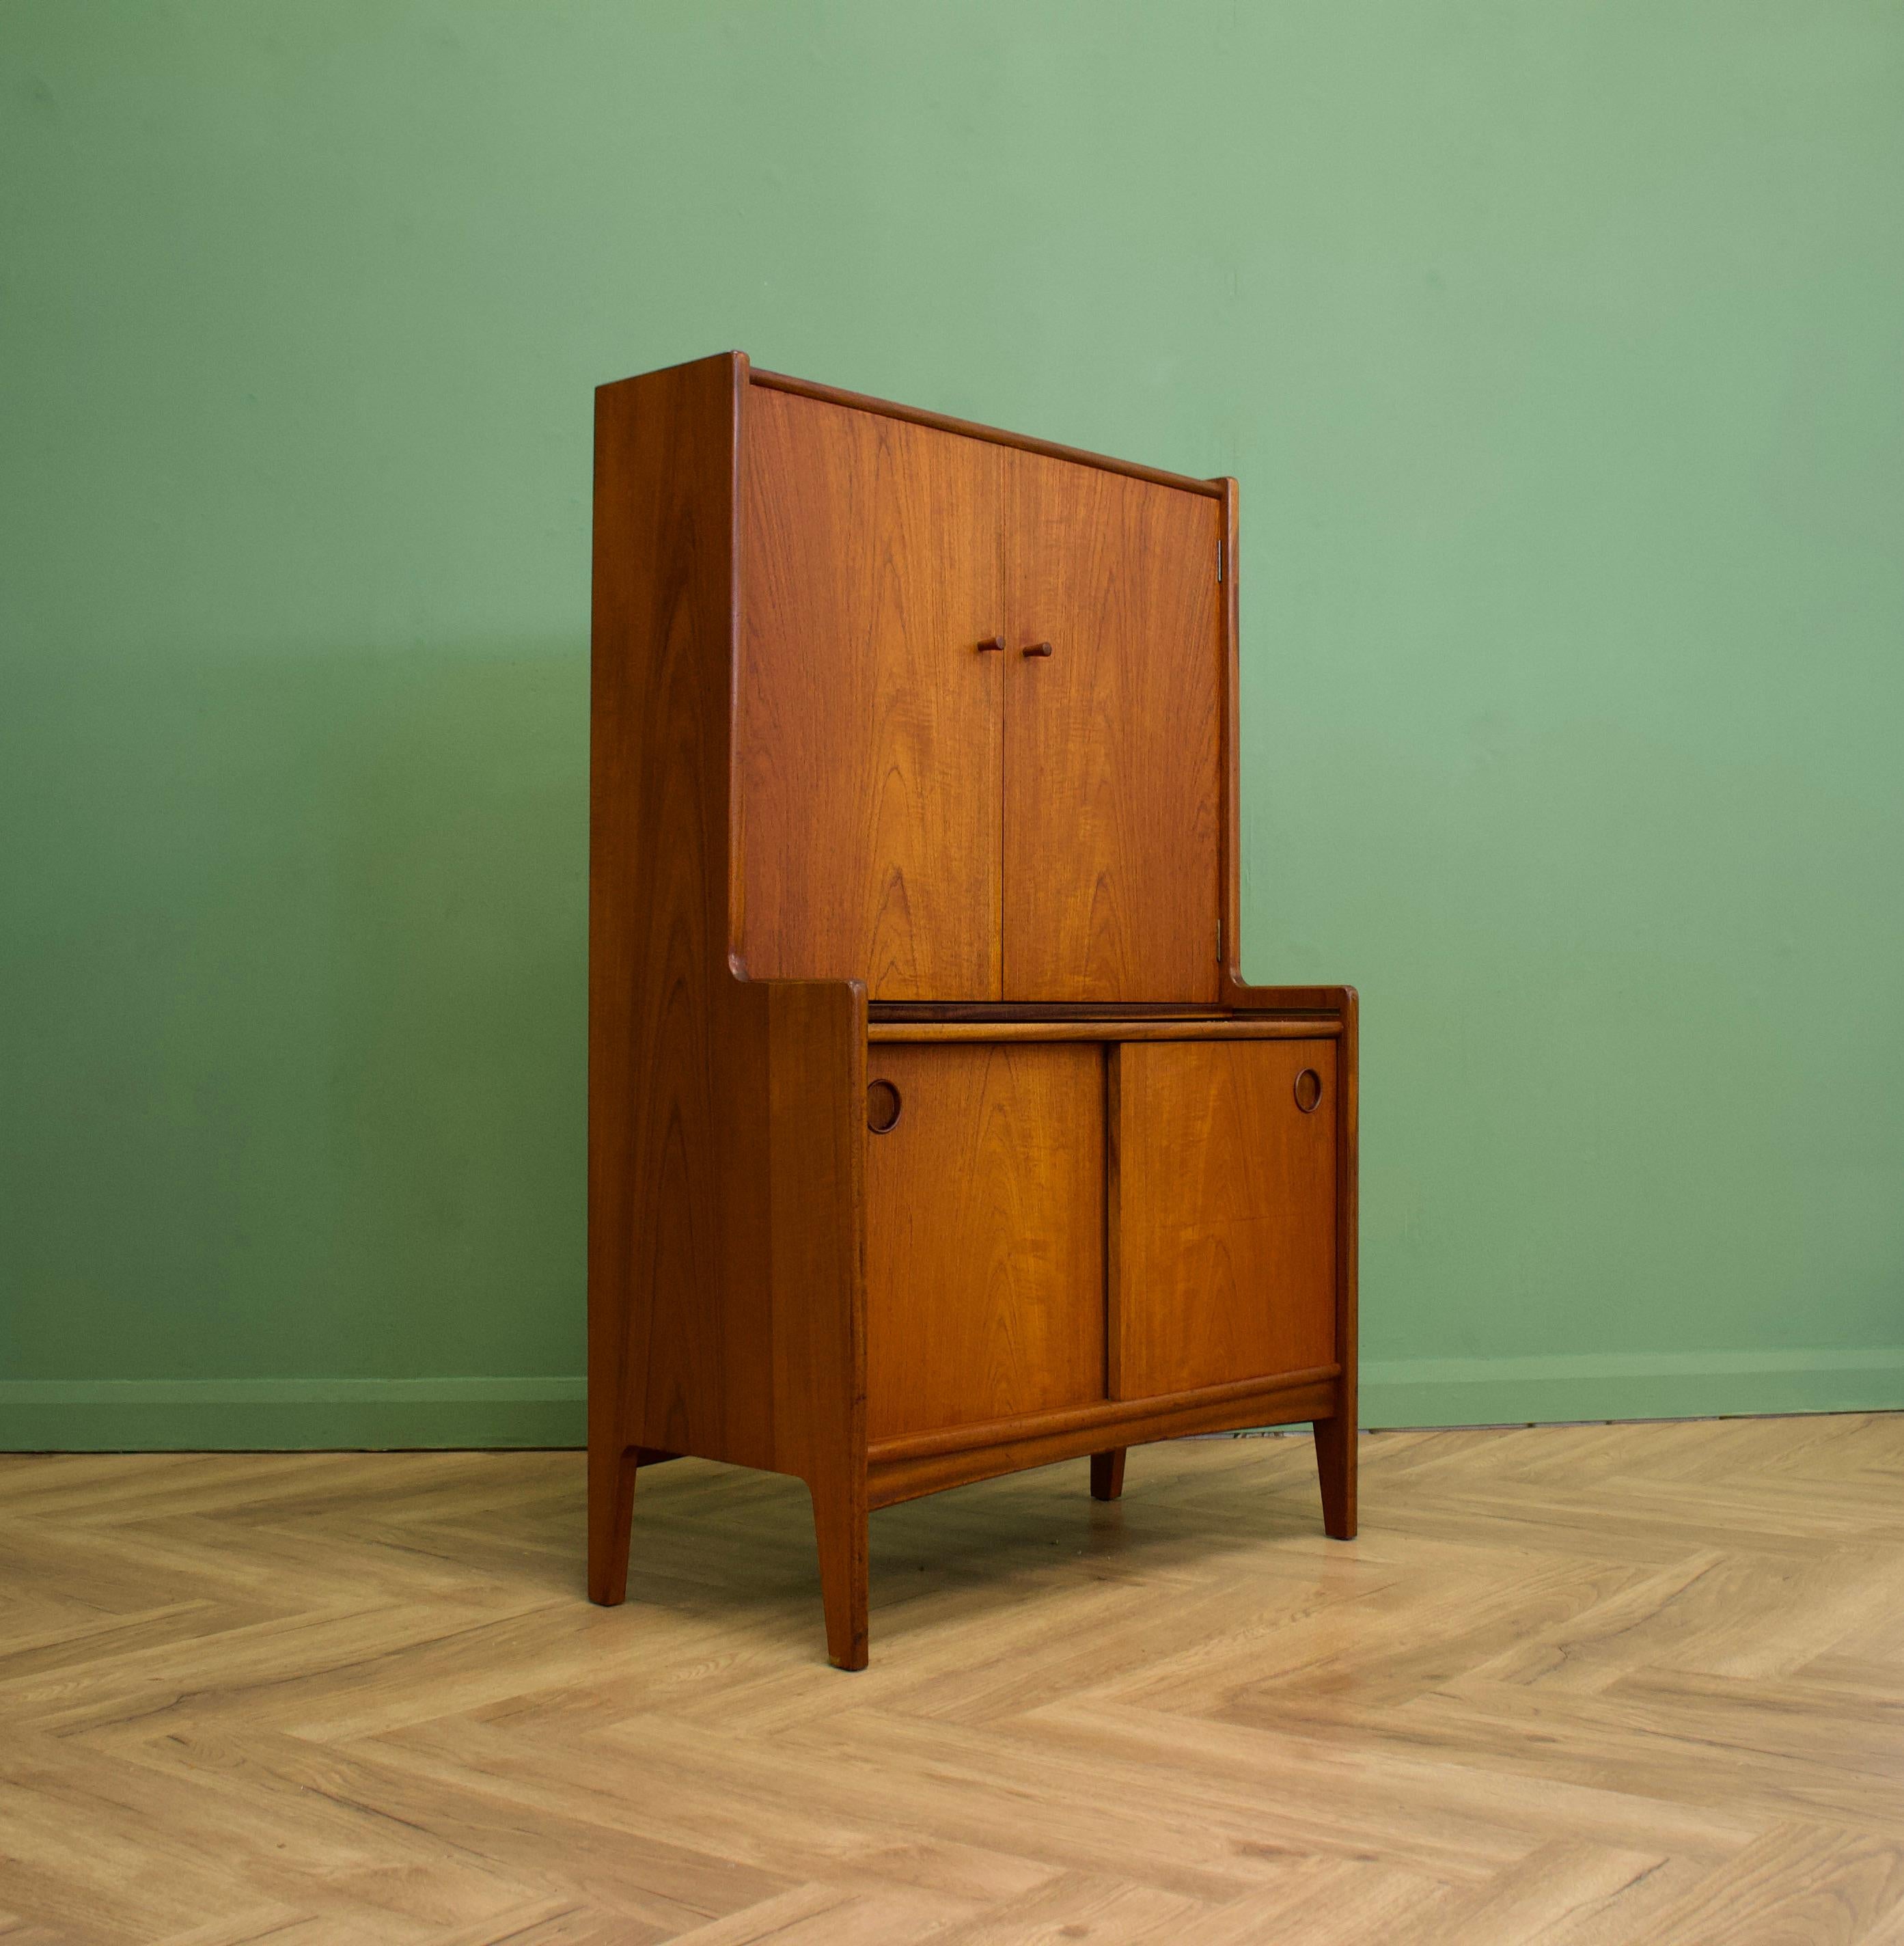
left=865, top=1044, right=1105, bottom=1442
left=589, top=351, right=762, bottom=1508
left=1110, top=1040, right=1337, bottom=1400
left=588, top=355, right=866, bottom=1660
left=1002, top=450, right=1222, bottom=1004
left=1214, top=976, right=1360, bottom=1536
left=738, top=383, right=1004, bottom=1001
left=7, top=1416, right=1903, bottom=1943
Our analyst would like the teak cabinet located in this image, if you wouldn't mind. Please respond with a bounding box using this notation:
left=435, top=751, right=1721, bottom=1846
left=589, top=353, right=1357, bottom=1668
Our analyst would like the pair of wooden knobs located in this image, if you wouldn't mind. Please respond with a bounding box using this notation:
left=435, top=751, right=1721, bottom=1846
left=979, top=638, right=1053, bottom=657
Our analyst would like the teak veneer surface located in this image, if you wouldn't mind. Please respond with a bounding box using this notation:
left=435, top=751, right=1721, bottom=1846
left=1002, top=449, right=1222, bottom=1004
left=588, top=353, right=868, bottom=1664
left=6, top=1416, right=1904, bottom=1944
left=866, top=1043, right=1105, bottom=1442
left=1110, top=1040, right=1338, bottom=1401
left=734, top=382, right=1222, bottom=1005
left=739, top=385, right=1004, bottom=1000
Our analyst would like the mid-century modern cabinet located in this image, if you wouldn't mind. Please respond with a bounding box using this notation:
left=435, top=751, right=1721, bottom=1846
left=588, top=352, right=1358, bottom=1669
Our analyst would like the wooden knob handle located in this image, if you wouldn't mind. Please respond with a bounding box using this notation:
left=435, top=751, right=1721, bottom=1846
left=1022, top=641, right=1054, bottom=658
left=1294, top=1069, right=1323, bottom=1114
left=977, top=636, right=1006, bottom=653
left=866, top=1080, right=902, bottom=1133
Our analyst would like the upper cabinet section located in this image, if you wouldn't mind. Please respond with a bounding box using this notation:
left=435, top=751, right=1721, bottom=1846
left=1002, top=450, right=1221, bottom=1004
left=733, top=368, right=1226, bottom=1006
left=739, top=386, right=1006, bottom=1000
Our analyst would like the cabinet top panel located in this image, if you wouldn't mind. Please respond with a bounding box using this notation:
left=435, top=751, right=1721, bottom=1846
left=747, top=360, right=1227, bottom=502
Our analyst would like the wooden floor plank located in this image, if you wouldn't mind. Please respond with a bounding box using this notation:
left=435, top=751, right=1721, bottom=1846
left=2, top=1416, right=1901, bottom=1943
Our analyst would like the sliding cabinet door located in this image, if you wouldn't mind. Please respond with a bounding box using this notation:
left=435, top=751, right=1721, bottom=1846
left=1111, top=1039, right=1337, bottom=1399
left=865, top=1043, right=1106, bottom=1441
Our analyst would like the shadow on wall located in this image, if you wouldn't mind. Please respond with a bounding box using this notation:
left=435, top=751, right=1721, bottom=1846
left=4, top=638, right=589, bottom=1395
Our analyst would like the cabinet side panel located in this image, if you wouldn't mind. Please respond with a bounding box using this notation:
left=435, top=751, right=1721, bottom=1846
left=1219, top=476, right=1241, bottom=981
left=1004, top=454, right=1222, bottom=1004
left=590, top=355, right=775, bottom=1471
left=766, top=979, right=866, bottom=1485
left=737, top=385, right=1004, bottom=1000
left=1110, top=1040, right=1336, bottom=1400
left=1336, top=988, right=1360, bottom=1424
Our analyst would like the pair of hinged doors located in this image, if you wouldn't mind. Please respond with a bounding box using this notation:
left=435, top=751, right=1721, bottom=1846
left=737, top=383, right=1225, bottom=1004
left=864, top=1037, right=1338, bottom=1442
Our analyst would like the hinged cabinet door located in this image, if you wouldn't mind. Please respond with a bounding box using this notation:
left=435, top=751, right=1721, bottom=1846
left=1002, top=451, right=1223, bottom=1004
left=1110, top=1040, right=1337, bottom=1399
left=739, top=387, right=1005, bottom=1000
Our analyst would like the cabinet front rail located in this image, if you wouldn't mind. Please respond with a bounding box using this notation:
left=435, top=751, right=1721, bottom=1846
left=868, top=1368, right=1341, bottom=1509
left=868, top=1019, right=1341, bottom=1043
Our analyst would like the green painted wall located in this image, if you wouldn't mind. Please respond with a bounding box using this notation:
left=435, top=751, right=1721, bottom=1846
left=4, top=1, right=1901, bottom=1449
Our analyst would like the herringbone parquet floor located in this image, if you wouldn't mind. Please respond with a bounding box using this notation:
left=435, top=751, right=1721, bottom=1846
left=3, top=1416, right=1902, bottom=1944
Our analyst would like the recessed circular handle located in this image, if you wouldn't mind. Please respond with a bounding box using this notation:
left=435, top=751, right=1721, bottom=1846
left=977, top=635, right=1006, bottom=653
left=1294, top=1068, right=1323, bottom=1114
left=866, top=1079, right=902, bottom=1134
left=1022, top=640, right=1054, bottom=657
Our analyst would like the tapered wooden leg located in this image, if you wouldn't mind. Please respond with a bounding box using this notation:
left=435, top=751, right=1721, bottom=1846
left=1313, top=1412, right=1357, bottom=1539
left=588, top=1442, right=639, bottom=1605
left=810, top=1472, right=869, bottom=1671
left=1090, top=1449, right=1127, bottom=1501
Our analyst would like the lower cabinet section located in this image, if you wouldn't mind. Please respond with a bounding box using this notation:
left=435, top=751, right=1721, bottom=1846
left=865, top=1043, right=1106, bottom=1442
left=865, top=1034, right=1338, bottom=1442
